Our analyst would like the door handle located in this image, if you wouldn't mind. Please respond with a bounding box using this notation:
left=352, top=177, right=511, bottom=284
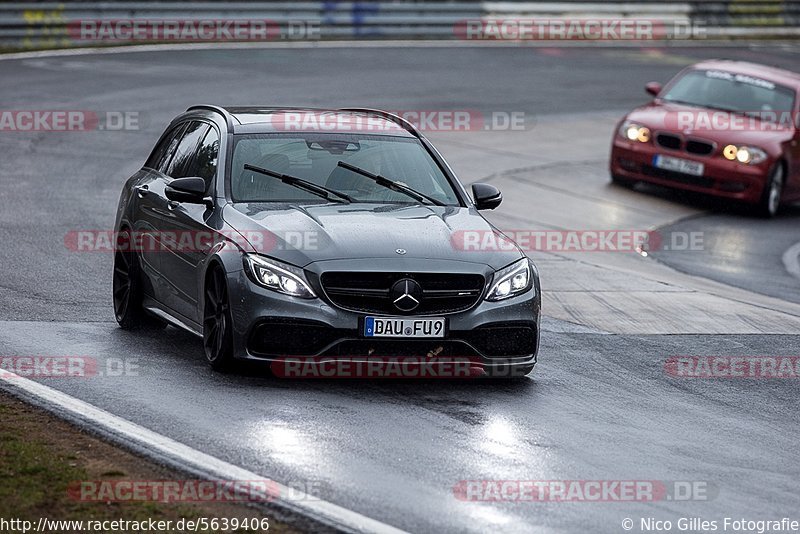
left=135, top=185, right=149, bottom=197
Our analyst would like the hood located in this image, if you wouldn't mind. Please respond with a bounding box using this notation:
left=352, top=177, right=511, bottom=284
left=624, top=101, right=794, bottom=147
left=222, top=202, right=524, bottom=271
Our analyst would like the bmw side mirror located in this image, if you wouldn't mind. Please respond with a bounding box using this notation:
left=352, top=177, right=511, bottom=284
left=645, top=82, right=662, bottom=96
left=472, top=183, right=502, bottom=210
left=165, top=177, right=210, bottom=206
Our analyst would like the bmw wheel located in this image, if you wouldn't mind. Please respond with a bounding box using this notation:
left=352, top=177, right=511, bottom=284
left=757, top=163, right=784, bottom=218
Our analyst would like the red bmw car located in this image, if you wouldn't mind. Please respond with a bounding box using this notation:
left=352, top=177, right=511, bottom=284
left=610, top=60, right=800, bottom=216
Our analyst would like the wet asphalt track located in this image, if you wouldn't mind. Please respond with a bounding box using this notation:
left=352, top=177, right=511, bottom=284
left=652, top=204, right=800, bottom=305
left=1, top=44, right=800, bottom=533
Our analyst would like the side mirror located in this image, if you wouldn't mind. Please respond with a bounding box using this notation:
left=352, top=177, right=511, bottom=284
left=471, top=183, right=502, bottom=210
left=165, top=177, right=209, bottom=206
left=645, top=82, right=662, bottom=97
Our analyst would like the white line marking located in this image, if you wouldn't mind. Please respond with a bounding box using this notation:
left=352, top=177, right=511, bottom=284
left=0, top=41, right=571, bottom=61
left=0, top=371, right=408, bottom=534
left=782, top=241, right=800, bottom=280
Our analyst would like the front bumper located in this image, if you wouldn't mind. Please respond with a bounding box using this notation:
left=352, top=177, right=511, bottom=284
left=610, top=138, right=771, bottom=204
left=226, top=266, right=541, bottom=374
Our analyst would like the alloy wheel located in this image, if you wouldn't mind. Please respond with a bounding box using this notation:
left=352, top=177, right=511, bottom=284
left=767, top=165, right=784, bottom=216
left=203, top=267, right=233, bottom=368
left=113, top=232, right=133, bottom=324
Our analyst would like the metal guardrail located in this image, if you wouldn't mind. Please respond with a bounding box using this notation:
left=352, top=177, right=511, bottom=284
left=1, top=1, right=799, bottom=49
left=693, top=1, right=800, bottom=28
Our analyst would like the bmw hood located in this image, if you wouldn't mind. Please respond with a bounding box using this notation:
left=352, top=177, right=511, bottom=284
left=622, top=101, right=795, bottom=147
left=223, top=202, right=524, bottom=271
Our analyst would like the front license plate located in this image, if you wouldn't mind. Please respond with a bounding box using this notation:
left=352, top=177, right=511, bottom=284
left=364, top=317, right=446, bottom=338
left=653, top=154, right=704, bottom=176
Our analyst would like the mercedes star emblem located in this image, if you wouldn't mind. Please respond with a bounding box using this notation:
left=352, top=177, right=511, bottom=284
left=390, top=278, right=422, bottom=312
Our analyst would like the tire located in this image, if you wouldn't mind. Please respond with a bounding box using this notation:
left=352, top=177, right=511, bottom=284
left=203, top=266, right=235, bottom=372
left=756, top=163, right=784, bottom=218
left=611, top=174, right=636, bottom=188
left=113, top=229, right=166, bottom=330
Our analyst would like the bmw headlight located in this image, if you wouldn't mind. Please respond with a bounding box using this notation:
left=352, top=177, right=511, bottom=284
left=244, top=254, right=316, bottom=298
left=722, top=144, right=767, bottom=165
left=486, top=258, right=533, bottom=301
left=619, top=122, right=651, bottom=143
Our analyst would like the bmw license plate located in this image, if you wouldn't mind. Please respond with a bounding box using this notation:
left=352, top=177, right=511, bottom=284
left=364, top=317, right=446, bottom=338
left=653, top=154, right=704, bottom=176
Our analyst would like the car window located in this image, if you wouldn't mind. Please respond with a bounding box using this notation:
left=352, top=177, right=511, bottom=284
left=166, top=121, right=209, bottom=179
left=146, top=123, right=186, bottom=173
left=230, top=133, right=460, bottom=205
left=184, top=126, right=220, bottom=191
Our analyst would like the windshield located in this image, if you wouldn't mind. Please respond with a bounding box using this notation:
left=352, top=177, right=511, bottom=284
left=662, top=69, right=796, bottom=116
left=230, top=133, right=461, bottom=205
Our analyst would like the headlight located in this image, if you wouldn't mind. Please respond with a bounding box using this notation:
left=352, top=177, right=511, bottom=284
left=722, top=144, right=767, bottom=165
left=486, top=258, right=533, bottom=301
left=619, top=122, right=651, bottom=143
left=244, top=254, right=316, bottom=298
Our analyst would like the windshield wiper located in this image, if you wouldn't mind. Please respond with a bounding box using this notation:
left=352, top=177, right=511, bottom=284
left=243, top=164, right=355, bottom=204
left=336, top=161, right=445, bottom=206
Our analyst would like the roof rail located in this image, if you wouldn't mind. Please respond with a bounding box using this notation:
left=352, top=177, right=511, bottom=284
left=337, top=108, right=420, bottom=137
left=186, top=105, right=235, bottom=129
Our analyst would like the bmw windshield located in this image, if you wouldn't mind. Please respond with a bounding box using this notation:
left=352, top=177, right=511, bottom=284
left=662, top=69, right=796, bottom=117
left=230, top=133, right=461, bottom=205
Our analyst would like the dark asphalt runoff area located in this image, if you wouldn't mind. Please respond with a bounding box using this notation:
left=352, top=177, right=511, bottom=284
left=652, top=203, right=800, bottom=305
left=1, top=44, right=799, bottom=533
